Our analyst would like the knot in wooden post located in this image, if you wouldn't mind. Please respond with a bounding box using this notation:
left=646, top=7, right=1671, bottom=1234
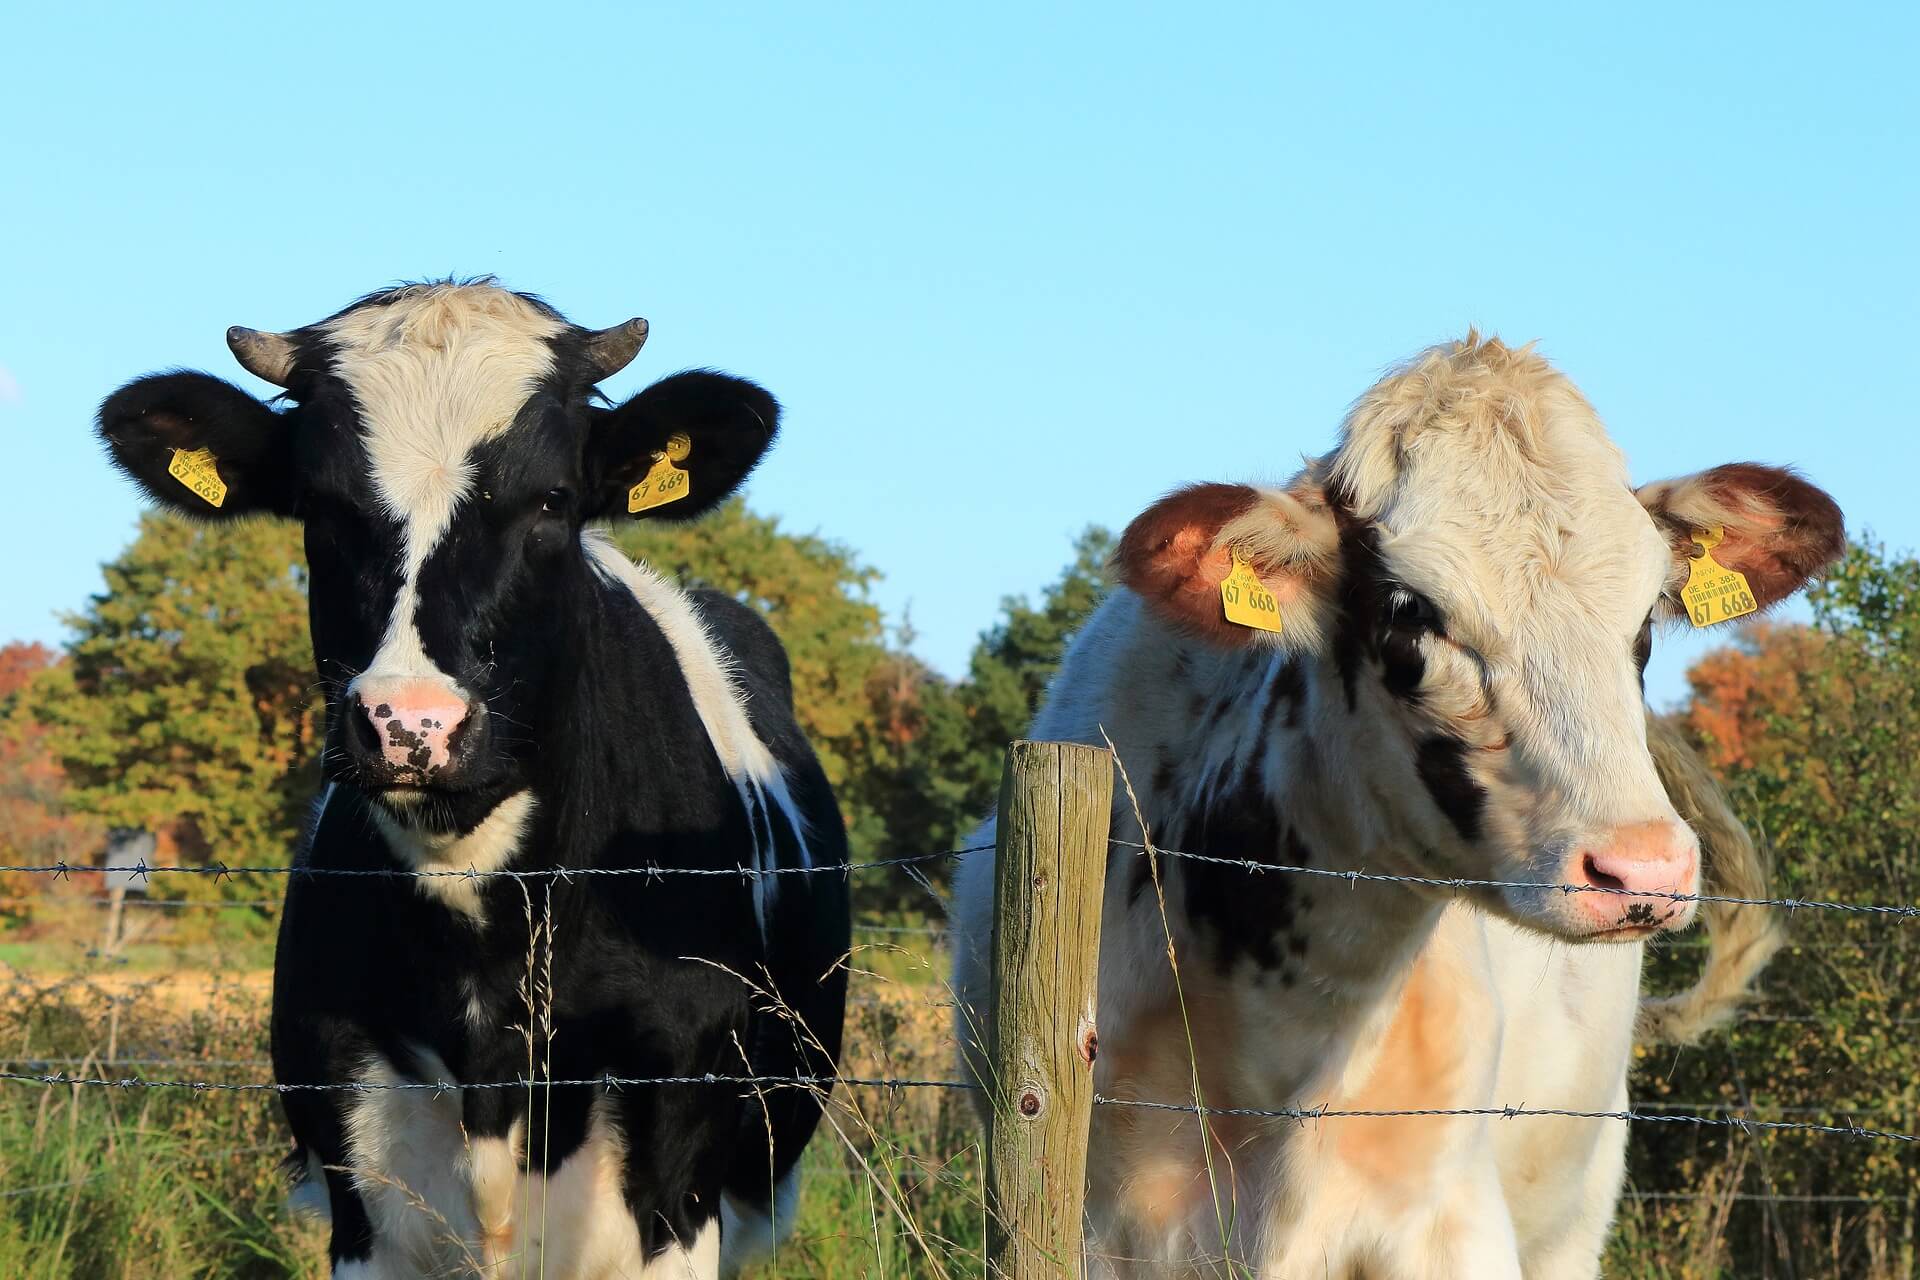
left=984, top=740, right=1114, bottom=1279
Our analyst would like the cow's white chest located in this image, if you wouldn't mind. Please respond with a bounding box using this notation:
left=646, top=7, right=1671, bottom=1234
left=331, top=1050, right=717, bottom=1280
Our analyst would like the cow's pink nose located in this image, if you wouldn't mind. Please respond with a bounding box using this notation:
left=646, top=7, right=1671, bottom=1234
left=1567, top=820, right=1700, bottom=934
left=347, top=677, right=471, bottom=779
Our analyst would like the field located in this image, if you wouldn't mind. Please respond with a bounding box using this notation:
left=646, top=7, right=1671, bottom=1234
left=0, top=906, right=993, bottom=1279
left=1, top=896, right=1915, bottom=1280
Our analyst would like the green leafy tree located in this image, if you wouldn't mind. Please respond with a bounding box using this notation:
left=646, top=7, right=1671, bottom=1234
left=869, top=527, right=1114, bottom=870
left=23, top=513, right=318, bottom=899
left=1624, top=540, right=1920, bottom=1277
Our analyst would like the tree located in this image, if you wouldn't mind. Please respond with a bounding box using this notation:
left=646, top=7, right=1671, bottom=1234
left=1680, top=622, right=1829, bottom=773
left=0, top=642, right=100, bottom=910
left=1627, top=541, right=1920, bottom=1277
left=23, top=513, right=319, bottom=899
left=864, top=526, right=1115, bottom=879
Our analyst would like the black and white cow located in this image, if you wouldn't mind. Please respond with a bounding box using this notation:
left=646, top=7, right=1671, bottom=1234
left=97, top=280, right=850, bottom=1279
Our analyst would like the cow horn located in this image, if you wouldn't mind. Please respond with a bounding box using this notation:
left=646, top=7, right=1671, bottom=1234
left=584, top=318, right=649, bottom=380
left=226, top=327, right=297, bottom=386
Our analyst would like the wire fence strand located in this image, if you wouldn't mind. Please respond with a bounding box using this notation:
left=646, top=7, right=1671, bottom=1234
left=0, top=845, right=985, bottom=884
left=1089, top=1095, right=1920, bottom=1143
left=10, top=836, right=1918, bottom=921
left=4, top=829, right=1917, bottom=1166
left=1115, top=839, right=1920, bottom=921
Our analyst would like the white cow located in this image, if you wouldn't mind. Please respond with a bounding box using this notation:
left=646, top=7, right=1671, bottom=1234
left=953, top=334, right=1841, bottom=1278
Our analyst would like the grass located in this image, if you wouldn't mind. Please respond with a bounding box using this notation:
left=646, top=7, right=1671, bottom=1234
left=0, top=916, right=990, bottom=1279
left=0, top=911, right=1913, bottom=1278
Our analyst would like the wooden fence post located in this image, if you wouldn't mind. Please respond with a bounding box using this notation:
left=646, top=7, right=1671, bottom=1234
left=985, top=739, right=1114, bottom=1279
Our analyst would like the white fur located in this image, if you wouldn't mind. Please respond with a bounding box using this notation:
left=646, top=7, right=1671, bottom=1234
left=369, top=788, right=538, bottom=921
left=334, top=1049, right=714, bottom=1279
left=325, top=285, right=564, bottom=695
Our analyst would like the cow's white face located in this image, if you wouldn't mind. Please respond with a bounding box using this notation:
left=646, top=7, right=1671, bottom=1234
left=99, top=280, right=782, bottom=836
left=1117, top=336, right=1842, bottom=941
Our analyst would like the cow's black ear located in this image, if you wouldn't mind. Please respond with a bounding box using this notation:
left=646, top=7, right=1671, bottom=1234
left=586, top=370, right=779, bottom=522
left=97, top=372, right=295, bottom=518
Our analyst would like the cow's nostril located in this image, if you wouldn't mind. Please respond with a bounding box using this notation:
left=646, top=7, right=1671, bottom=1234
left=348, top=701, right=383, bottom=757
left=1582, top=854, right=1628, bottom=892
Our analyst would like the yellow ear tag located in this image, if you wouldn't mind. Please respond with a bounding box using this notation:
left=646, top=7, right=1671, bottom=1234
left=1220, top=551, right=1283, bottom=633
left=1682, top=526, right=1758, bottom=628
left=627, top=433, right=692, bottom=514
left=167, top=448, right=227, bottom=509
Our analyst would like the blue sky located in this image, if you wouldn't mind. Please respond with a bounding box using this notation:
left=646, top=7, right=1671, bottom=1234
left=2, top=2, right=1913, bottom=707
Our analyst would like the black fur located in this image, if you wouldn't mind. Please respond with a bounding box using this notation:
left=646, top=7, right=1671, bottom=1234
left=1415, top=734, right=1487, bottom=842
left=98, top=372, right=297, bottom=518
left=586, top=370, right=781, bottom=522
left=1179, top=754, right=1292, bottom=974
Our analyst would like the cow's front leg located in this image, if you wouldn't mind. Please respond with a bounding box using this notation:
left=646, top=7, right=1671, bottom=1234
left=1420, top=1162, right=1524, bottom=1280
left=280, top=1091, right=395, bottom=1279
left=609, top=1079, right=737, bottom=1280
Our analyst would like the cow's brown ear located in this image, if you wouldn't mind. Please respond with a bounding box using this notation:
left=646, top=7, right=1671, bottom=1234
left=1114, top=480, right=1343, bottom=649
left=1636, top=463, right=1845, bottom=619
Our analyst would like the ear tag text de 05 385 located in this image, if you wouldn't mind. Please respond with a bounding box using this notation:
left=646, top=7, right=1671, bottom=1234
left=1683, top=526, right=1758, bottom=628
left=1220, top=551, right=1283, bottom=633
left=628, top=433, right=692, bottom=514
left=167, top=448, right=227, bottom=509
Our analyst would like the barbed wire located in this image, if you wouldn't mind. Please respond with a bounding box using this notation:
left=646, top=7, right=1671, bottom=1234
left=1089, top=1095, right=1920, bottom=1143
left=1625, top=1190, right=1905, bottom=1205
left=4, top=829, right=1917, bottom=1162
left=0, top=1068, right=982, bottom=1096
left=6, top=1063, right=1915, bottom=1146
left=10, top=834, right=1920, bottom=920
left=1115, top=840, right=1920, bottom=921
left=0, top=846, right=984, bottom=884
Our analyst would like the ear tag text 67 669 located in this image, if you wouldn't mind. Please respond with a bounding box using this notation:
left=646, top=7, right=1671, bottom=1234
left=628, top=433, right=692, bottom=514
left=1682, top=526, right=1757, bottom=628
left=1220, top=551, right=1283, bottom=633
left=167, top=448, right=227, bottom=509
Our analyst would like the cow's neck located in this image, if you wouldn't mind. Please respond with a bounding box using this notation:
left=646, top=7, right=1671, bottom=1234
left=1094, top=609, right=1449, bottom=1108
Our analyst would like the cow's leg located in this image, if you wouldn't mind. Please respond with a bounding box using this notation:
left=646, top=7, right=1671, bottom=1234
left=601, top=1073, right=734, bottom=1280
left=1517, top=1104, right=1629, bottom=1280
left=638, top=1217, right=721, bottom=1279
left=281, top=1087, right=386, bottom=1277
left=1430, top=1160, right=1526, bottom=1280
left=314, top=1163, right=386, bottom=1279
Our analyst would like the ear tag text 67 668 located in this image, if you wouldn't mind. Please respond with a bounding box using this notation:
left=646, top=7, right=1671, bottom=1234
left=167, top=448, right=227, bottom=509
left=1682, top=526, right=1757, bottom=628
left=628, top=433, right=692, bottom=514
left=1220, top=551, right=1283, bottom=634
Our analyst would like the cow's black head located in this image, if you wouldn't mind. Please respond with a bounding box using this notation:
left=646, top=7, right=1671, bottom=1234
left=98, top=280, right=779, bottom=835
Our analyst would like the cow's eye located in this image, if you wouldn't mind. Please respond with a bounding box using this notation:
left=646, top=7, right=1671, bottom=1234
left=1386, top=589, right=1441, bottom=631
left=540, top=488, right=571, bottom=516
